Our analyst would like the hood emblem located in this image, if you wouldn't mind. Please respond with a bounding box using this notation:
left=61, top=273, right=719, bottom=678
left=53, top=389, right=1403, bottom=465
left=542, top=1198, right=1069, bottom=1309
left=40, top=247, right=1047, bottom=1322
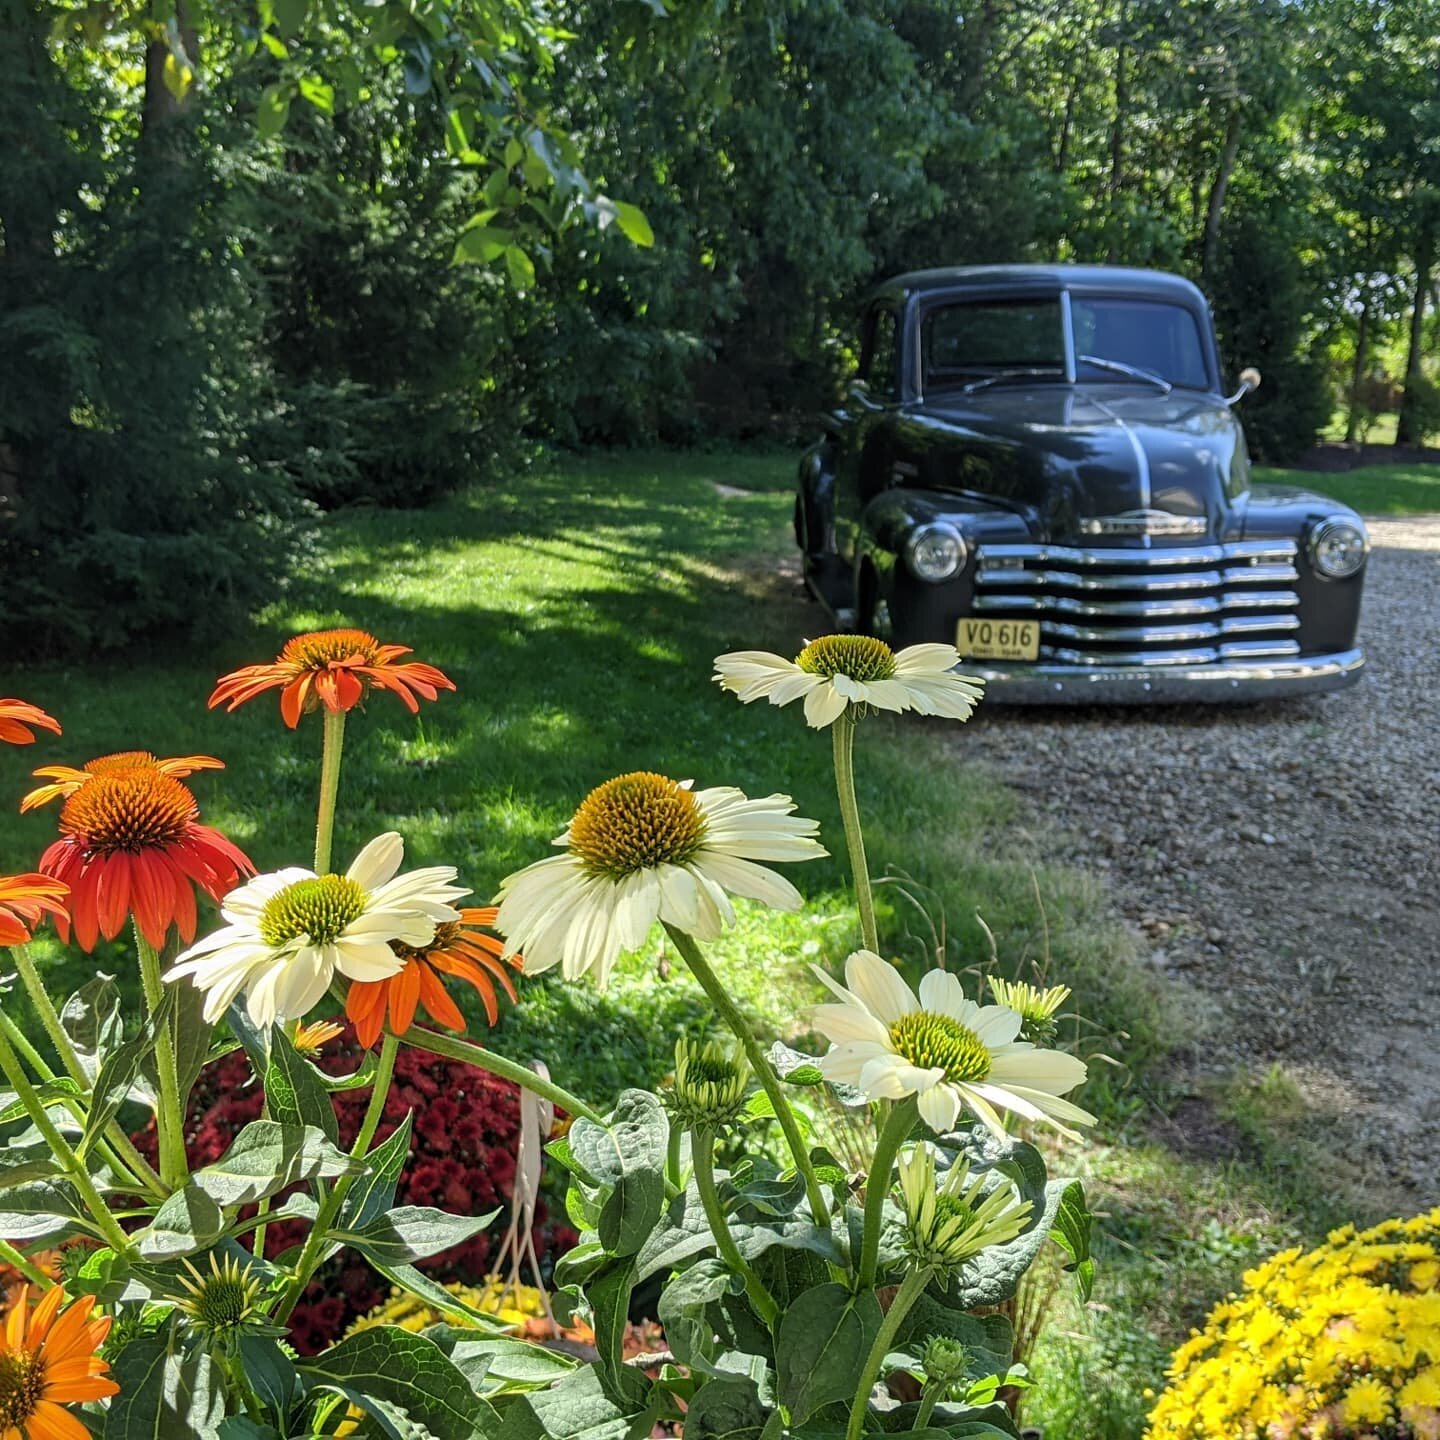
left=1079, top=509, right=1207, bottom=538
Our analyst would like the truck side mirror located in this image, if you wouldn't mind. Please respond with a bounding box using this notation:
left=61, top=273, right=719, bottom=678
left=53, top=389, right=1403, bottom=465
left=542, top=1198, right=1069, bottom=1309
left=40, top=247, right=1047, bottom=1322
left=1226, top=366, right=1262, bottom=406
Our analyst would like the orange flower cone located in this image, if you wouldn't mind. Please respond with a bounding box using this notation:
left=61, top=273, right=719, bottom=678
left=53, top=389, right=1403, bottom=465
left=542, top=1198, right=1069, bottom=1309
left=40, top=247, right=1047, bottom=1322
left=209, top=629, right=455, bottom=729
left=37, top=760, right=252, bottom=952
left=21, top=752, right=224, bottom=814
left=0, top=701, right=60, bottom=748
left=345, top=907, right=519, bottom=1048
left=0, top=875, right=69, bottom=948
left=0, top=1285, right=118, bottom=1439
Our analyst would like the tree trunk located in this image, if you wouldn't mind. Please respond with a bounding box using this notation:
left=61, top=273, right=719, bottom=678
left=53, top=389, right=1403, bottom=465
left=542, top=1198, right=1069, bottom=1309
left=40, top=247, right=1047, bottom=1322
left=1395, top=229, right=1435, bottom=445
left=1201, top=104, right=1243, bottom=279
left=1345, top=291, right=1371, bottom=445
left=142, top=2, right=199, bottom=138
left=1106, top=0, right=1128, bottom=262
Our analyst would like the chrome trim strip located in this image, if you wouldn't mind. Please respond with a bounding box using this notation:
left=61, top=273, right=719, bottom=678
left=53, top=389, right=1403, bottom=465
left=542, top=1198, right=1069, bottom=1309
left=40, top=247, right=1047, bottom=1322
left=965, top=648, right=1364, bottom=705
left=1060, top=290, right=1076, bottom=385
left=975, top=562, right=1299, bottom=590
left=1041, top=614, right=1300, bottom=645
left=976, top=540, right=1297, bottom=568
left=971, top=591, right=1298, bottom=619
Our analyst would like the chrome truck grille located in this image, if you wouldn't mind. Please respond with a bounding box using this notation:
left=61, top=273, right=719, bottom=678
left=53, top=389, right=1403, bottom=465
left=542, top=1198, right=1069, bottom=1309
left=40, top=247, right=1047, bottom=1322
left=972, top=541, right=1302, bottom=666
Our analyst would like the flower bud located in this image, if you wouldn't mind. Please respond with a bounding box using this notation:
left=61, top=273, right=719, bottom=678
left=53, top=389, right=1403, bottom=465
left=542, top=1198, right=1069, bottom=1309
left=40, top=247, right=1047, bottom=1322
left=922, top=1335, right=970, bottom=1388
left=668, top=1037, right=752, bottom=1129
left=897, top=1145, right=1033, bottom=1274
left=988, top=976, right=1072, bottom=1044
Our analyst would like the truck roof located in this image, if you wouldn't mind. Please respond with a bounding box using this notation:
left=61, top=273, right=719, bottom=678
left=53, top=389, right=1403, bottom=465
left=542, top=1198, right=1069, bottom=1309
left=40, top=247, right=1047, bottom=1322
left=868, top=264, right=1209, bottom=309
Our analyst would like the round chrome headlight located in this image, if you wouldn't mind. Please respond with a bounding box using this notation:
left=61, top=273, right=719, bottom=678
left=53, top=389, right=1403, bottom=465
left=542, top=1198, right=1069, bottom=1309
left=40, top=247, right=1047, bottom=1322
left=904, top=523, right=966, bottom=582
left=1309, top=517, right=1369, bottom=579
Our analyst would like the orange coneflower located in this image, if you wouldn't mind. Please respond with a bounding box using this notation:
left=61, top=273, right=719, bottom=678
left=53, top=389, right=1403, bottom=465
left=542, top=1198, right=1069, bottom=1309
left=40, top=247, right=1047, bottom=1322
left=38, top=764, right=253, bottom=952
left=21, top=752, right=224, bottom=814
left=0, top=875, right=69, bottom=947
left=0, top=1285, right=118, bottom=1439
left=0, top=701, right=60, bottom=748
left=208, top=629, right=455, bottom=729
left=345, top=907, right=519, bottom=1048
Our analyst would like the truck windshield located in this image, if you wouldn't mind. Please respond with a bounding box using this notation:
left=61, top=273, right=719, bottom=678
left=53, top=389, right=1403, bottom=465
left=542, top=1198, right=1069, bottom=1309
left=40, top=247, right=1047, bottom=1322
left=1072, top=297, right=1209, bottom=389
left=923, top=298, right=1064, bottom=386
left=921, top=293, right=1212, bottom=392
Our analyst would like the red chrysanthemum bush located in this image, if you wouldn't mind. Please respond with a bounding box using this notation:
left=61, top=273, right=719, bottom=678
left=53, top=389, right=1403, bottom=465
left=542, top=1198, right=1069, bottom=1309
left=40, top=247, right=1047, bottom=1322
left=134, top=1030, right=575, bottom=1353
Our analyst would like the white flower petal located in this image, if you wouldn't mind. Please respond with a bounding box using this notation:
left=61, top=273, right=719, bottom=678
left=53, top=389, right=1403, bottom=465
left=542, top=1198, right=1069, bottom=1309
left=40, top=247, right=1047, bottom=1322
left=810, top=1002, right=891, bottom=1047
left=988, top=1047, right=1088, bottom=1096
left=843, top=950, right=918, bottom=1025
left=802, top=682, right=849, bottom=729
left=346, top=832, right=404, bottom=889
left=917, top=1082, right=962, bottom=1133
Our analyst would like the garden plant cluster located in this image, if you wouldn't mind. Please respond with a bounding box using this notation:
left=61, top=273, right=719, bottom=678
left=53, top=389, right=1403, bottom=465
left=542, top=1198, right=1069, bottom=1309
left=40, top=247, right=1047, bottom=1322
left=0, top=627, right=1432, bottom=1438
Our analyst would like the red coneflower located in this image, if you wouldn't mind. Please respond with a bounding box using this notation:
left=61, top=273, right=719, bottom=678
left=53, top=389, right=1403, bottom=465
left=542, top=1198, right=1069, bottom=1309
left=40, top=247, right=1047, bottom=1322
left=38, top=765, right=253, bottom=952
left=345, top=906, right=519, bottom=1048
left=208, top=629, right=455, bottom=729
left=0, top=1285, right=118, bottom=1440
left=0, top=700, right=61, bottom=747
left=21, top=751, right=224, bottom=814
left=0, top=875, right=69, bottom=947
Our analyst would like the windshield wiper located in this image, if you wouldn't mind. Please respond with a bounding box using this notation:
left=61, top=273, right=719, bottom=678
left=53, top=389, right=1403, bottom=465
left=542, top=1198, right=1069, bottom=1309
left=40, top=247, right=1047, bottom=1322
left=1077, top=353, right=1172, bottom=393
left=962, top=366, right=1065, bottom=395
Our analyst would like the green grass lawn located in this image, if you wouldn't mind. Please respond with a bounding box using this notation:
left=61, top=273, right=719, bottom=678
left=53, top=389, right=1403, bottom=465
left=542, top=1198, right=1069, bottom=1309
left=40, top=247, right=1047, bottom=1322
left=1, top=448, right=1349, bottom=1437
left=1256, top=461, right=1440, bottom=515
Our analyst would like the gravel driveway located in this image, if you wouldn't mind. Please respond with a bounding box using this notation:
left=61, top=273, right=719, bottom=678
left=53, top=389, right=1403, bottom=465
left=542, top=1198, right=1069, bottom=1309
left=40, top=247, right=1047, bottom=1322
left=954, top=516, right=1440, bottom=1210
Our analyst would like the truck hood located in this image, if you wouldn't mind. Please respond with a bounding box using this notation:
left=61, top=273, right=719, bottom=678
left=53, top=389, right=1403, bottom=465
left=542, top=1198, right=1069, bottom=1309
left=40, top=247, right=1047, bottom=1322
left=911, top=384, right=1248, bottom=542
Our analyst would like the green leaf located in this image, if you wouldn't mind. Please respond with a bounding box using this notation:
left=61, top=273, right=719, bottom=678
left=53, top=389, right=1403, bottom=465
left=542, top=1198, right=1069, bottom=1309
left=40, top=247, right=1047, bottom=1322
left=338, top=1113, right=412, bottom=1230
left=0, top=1078, right=83, bottom=1125
left=265, top=1030, right=338, bottom=1143
left=103, top=1324, right=226, bottom=1439
left=683, top=1373, right=767, bottom=1440
left=84, top=988, right=180, bottom=1157
left=61, top=974, right=122, bottom=1081
left=504, top=245, right=536, bottom=289
left=0, top=1142, right=61, bottom=1191
left=776, top=1283, right=882, bottom=1424
left=298, top=76, right=334, bottom=114
left=635, top=1183, right=715, bottom=1282
left=190, top=1121, right=357, bottom=1208
left=499, top=1364, right=657, bottom=1440
left=334, top=1205, right=499, bottom=1265
left=257, top=83, right=291, bottom=140
left=136, top=1184, right=226, bottom=1260
left=1049, top=1180, right=1095, bottom=1301
left=896, top=1298, right=1013, bottom=1381
left=427, top=1332, right=577, bottom=1393
left=237, top=1336, right=300, bottom=1417
left=300, top=1326, right=500, bottom=1439
left=588, top=1257, right=649, bottom=1409
left=569, top=1090, right=667, bottom=1258
left=168, top=981, right=216, bottom=1114
left=613, top=202, right=654, bottom=247
left=0, top=1180, right=87, bottom=1243
left=948, top=1177, right=1069, bottom=1310
left=367, top=1259, right=513, bottom=1335
left=270, top=0, right=307, bottom=39
left=68, top=1246, right=131, bottom=1304
left=453, top=226, right=510, bottom=265
left=656, top=1259, right=735, bottom=1369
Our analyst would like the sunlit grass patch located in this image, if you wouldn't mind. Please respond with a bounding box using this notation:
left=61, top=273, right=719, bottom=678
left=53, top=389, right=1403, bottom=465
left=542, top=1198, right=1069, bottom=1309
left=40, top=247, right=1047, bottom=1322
left=1256, top=461, right=1440, bottom=514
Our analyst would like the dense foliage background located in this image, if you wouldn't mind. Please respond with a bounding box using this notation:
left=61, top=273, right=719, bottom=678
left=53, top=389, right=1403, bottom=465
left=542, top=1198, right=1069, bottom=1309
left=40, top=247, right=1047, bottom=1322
left=2, top=0, right=1436, bottom=650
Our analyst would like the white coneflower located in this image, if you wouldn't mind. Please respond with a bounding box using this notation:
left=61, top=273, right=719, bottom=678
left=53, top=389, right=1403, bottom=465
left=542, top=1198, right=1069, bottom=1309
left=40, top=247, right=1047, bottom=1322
left=494, top=772, right=826, bottom=987
left=167, top=832, right=466, bottom=1028
left=714, top=636, right=983, bottom=729
left=810, top=950, right=1093, bottom=1140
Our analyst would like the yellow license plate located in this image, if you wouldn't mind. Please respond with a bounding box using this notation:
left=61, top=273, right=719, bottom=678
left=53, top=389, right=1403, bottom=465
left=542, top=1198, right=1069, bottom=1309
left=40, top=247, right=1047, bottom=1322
left=957, top=617, right=1040, bottom=662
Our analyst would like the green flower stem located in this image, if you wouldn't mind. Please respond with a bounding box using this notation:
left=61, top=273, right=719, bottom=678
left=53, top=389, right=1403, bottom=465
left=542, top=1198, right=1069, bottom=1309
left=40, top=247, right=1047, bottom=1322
left=857, top=1096, right=916, bottom=1291
left=832, top=710, right=879, bottom=955
left=0, top=1024, right=133, bottom=1254
left=0, top=1236, right=53, bottom=1288
left=663, top=924, right=831, bottom=1233
left=0, top=981, right=166, bottom=1199
left=845, top=1267, right=933, bottom=1440
left=666, top=1121, right=684, bottom=1192
left=10, top=943, right=87, bottom=1086
left=400, top=1026, right=603, bottom=1123
left=691, top=1124, right=778, bottom=1326
left=313, top=708, right=347, bottom=874
left=274, top=1033, right=399, bottom=1326
left=134, top=926, right=189, bottom=1190
left=912, top=1384, right=942, bottom=1430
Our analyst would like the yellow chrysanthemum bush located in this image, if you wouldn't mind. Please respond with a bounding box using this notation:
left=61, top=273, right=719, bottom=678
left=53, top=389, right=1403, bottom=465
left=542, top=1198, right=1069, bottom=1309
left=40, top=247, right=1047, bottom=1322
left=1147, top=1207, right=1440, bottom=1440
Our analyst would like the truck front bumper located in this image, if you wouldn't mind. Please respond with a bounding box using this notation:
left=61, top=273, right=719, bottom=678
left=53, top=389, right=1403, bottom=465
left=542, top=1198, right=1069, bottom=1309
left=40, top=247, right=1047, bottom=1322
left=969, top=647, right=1365, bottom=705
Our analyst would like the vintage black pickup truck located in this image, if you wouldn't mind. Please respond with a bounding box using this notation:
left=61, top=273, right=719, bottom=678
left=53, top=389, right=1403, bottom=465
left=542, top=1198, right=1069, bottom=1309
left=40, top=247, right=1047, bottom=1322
left=796, top=265, right=1369, bottom=702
